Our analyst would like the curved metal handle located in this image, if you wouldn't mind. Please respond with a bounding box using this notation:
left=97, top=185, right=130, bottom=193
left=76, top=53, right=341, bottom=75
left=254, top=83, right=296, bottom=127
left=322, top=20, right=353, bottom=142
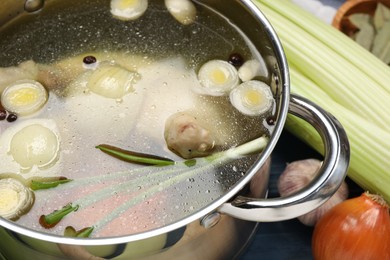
left=218, top=94, right=350, bottom=222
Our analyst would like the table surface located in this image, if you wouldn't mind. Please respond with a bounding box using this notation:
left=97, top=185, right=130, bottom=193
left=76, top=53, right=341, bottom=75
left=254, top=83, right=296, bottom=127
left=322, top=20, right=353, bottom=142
left=239, top=1, right=363, bottom=259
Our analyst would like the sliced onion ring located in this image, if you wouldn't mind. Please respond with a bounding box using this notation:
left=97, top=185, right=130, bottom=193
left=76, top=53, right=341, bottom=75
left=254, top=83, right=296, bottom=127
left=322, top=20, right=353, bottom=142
left=1, top=80, right=48, bottom=116
left=0, top=176, right=34, bottom=220
left=197, top=60, right=239, bottom=96
left=229, top=80, right=273, bottom=116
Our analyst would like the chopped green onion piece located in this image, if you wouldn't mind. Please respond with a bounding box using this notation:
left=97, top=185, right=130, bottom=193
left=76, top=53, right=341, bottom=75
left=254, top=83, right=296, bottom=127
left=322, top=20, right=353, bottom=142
left=39, top=203, right=79, bottom=229
left=96, top=144, right=175, bottom=166
left=30, top=177, right=72, bottom=190
left=184, top=159, right=197, bottom=167
left=64, top=226, right=94, bottom=238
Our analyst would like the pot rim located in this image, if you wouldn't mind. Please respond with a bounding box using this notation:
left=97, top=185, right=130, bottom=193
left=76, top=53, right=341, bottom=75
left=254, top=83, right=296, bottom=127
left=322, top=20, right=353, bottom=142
left=0, top=0, right=290, bottom=245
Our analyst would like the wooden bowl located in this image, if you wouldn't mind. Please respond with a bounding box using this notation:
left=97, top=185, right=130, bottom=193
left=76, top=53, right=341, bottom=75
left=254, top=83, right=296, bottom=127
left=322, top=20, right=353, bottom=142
left=332, top=0, right=390, bottom=36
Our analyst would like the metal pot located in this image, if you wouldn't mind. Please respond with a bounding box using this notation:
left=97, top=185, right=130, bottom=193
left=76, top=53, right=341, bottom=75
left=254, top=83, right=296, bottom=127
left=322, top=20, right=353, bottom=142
left=0, top=0, right=349, bottom=259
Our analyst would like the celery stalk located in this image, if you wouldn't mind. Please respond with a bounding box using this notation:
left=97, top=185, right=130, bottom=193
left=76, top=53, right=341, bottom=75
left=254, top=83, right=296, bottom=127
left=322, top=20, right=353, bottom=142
left=287, top=66, right=390, bottom=202
left=255, top=1, right=390, bottom=131
left=256, top=0, right=390, bottom=95
left=254, top=0, right=390, bottom=202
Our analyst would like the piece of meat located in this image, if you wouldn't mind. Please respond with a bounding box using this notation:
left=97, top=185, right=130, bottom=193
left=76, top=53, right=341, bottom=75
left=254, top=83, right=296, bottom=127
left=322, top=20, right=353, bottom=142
left=164, top=112, right=218, bottom=159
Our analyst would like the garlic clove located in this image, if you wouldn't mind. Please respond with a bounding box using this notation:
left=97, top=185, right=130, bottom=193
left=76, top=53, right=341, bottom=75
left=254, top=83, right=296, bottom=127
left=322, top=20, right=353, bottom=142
left=110, top=0, right=148, bottom=21
left=238, top=59, right=268, bottom=82
left=165, top=0, right=197, bottom=25
left=277, top=158, right=349, bottom=226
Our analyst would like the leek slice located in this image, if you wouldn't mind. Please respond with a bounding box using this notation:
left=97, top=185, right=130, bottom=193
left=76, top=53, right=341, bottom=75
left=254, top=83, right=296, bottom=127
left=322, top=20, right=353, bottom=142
left=0, top=177, right=34, bottom=220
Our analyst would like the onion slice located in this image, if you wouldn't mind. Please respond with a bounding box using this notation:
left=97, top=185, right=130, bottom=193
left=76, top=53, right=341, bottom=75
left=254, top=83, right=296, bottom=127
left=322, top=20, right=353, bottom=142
left=197, top=60, right=239, bottom=96
left=0, top=176, right=34, bottom=220
left=229, top=80, right=273, bottom=116
left=1, top=80, right=48, bottom=116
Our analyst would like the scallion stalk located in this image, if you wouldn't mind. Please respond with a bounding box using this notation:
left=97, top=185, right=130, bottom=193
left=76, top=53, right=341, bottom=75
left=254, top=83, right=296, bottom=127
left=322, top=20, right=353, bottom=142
left=95, top=144, right=175, bottom=166
left=39, top=203, right=79, bottom=229
left=30, top=177, right=72, bottom=190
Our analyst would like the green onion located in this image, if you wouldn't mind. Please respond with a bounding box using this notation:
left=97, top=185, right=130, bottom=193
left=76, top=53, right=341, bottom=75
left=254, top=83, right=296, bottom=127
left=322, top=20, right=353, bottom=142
left=64, top=226, right=94, bottom=238
left=39, top=203, right=79, bottom=229
left=95, top=144, right=175, bottom=166
left=30, top=177, right=72, bottom=190
left=254, top=0, right=390, bottom=202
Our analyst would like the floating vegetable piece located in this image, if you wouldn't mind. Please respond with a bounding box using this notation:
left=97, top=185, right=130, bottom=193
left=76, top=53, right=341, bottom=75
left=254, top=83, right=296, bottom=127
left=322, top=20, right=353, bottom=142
left=86, top=63, right=139, bottom=99
left=238, top=59, right=268, bottom=81
left=30, top=177, right=72, bottom=191
left=39, top=203, right=79, bottom=229
left=64, top=226, right=94, bottom=238
left=110, top=0, right=148, bottom=21
left=164, top=0, right=197, bottom=25
left=229, top=80, right=273, bottom=116
left=10, top=123, right=60, bottom=171
left=197, top=60, right=239, bottom=96
left=312, top=192, right=390, bottom=260
left=96, top=144, right=175, bottom=166
left=0, top=177, right=35, bottom=220
left=1, top=80, right=48, bottom=116
left=277, top=159, right=348, bottom=226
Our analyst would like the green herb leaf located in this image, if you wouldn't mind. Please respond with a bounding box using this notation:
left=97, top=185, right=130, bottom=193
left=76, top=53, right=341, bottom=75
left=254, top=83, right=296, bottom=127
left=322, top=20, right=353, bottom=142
left=96, top=144, right=176, bottom=166
left=39, top=203, right=79, bottom=229
left=30, top=177, right=72, bottom=190
left=64, top=226, right=94, bottom=238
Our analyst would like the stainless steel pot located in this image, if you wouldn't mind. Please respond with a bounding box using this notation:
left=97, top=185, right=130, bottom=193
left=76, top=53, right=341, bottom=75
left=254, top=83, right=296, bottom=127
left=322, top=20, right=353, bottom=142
left=0, top=0, right=350, bottom=259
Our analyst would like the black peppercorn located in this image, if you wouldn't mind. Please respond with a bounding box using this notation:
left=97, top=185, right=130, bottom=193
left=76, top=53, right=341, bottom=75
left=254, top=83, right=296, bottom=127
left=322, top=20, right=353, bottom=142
left=83, top=55, right=97, bottom=64
left=0, top=110, right=6, bottom=120
left=266, top=116, right=276, bottom=126
left=6, top=113, right=18, bottom=122
left=228, top=53, right=244, bottom=67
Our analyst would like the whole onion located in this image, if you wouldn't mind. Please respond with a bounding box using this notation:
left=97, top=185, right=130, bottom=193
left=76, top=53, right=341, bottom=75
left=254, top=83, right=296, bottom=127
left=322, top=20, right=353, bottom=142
left=312, top=192, right=390, bottom=260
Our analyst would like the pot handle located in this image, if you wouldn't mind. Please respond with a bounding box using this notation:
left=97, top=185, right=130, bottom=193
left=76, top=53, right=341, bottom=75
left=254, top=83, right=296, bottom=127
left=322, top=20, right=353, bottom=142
left=218, top=94, right=350, bottom=222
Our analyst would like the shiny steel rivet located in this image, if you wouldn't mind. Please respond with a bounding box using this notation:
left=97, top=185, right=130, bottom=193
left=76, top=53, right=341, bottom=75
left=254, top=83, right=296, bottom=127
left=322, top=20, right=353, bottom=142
left=200, top=212, right=221, bottom=229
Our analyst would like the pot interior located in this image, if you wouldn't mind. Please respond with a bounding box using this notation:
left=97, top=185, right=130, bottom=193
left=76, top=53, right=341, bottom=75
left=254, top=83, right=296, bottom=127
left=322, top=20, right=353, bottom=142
left=0, top=0, right=288, bottom=243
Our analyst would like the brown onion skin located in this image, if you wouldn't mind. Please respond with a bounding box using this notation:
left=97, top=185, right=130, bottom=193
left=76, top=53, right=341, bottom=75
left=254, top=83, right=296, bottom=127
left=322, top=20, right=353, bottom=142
left=312, top=192, right=390, bottom=260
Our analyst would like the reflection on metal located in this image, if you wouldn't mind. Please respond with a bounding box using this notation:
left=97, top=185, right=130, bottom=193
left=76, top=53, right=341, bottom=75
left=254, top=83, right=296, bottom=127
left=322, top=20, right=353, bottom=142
left=200, top=212, right=221, bottom=229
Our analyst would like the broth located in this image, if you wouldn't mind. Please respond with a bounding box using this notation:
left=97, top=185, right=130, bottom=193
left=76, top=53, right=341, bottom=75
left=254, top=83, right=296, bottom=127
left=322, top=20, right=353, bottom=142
left=0, top=0, right=275, bottom=238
